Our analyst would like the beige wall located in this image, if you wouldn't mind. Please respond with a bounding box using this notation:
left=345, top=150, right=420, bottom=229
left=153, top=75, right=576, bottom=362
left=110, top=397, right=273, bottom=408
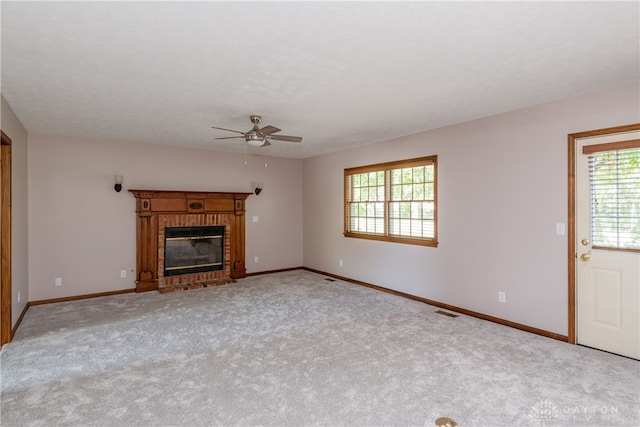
left=28, top=135, right=303, bottom=301
left=1, top=95, right=29, bottom=326
left=303, top=84, right=640, bottom=336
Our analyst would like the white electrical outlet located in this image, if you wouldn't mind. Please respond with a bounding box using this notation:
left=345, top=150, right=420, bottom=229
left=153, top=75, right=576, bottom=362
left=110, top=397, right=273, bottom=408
left=339, top=259, right=343, bottom=267
left=120, top=269, right=127, bottom=279
left=253, top=216, right=259, bottom=223
left=254, top=256, right=259, bottom=263
left=55, top=277, right=62, bottom=287
left=498, top=291, right=506, bottom=303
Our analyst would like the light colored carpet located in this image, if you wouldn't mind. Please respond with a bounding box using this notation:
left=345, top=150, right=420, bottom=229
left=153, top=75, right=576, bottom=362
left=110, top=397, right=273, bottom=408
left=1, top=270, right=638, bottom=426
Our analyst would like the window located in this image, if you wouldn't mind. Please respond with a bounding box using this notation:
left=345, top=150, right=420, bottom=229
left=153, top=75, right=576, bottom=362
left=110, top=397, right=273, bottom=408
left=344, top=156, right=437, bottom=246
left=585, top=141, right=640, bottom=251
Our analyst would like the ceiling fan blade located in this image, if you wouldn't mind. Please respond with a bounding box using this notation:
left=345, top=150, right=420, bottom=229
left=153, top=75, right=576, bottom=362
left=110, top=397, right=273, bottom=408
left=269, top=134, right=302, bottom=143
left=261, top=140, right=272, bottom=147
left=215, top=136, right=246, bottom=140
left=211, top=126, right=246, bottom=135
left=259, top=125, right=281, bottom=135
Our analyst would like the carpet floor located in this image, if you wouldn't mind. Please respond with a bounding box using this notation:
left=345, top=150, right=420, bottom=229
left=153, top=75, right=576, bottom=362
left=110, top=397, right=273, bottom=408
left=1, top=270, right=638, bottom=426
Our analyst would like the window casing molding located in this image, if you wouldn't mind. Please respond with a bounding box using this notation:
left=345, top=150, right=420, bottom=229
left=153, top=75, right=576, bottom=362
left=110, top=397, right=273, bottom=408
left=344, top=155, right=438, bottom=247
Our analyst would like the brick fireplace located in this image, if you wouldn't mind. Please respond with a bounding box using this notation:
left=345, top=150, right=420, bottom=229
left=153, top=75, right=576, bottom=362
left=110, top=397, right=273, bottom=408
left=129, top=190, right=251, bottom=293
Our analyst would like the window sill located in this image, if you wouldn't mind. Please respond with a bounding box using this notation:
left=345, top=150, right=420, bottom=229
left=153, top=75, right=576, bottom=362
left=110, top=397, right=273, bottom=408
left=343, top=232, right=438, bottom=247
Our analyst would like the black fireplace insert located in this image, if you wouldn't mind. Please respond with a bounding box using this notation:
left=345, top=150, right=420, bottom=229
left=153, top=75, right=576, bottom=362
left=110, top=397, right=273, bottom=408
left=163, top=226, right=225, bottom=277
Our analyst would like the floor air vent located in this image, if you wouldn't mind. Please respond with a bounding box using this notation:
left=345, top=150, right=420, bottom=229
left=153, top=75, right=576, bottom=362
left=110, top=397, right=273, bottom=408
left=324, top=278, right=336, bottom=282
left=435, top=310, right=458, bottom=318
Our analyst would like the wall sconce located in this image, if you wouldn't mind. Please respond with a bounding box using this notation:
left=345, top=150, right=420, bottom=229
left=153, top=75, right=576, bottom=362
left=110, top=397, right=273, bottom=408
left=114, top=175, right=123, bottom=193
left=255, top=182, right=263, bottom=195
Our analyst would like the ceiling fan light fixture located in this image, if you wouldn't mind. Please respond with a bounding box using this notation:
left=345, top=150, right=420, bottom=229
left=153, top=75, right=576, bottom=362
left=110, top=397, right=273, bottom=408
left=246, top=133, right=265, bottom=147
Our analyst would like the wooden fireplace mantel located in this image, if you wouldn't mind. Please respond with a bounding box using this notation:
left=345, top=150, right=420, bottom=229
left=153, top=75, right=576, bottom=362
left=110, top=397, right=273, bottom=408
left=129, top=190, right=251, bottom=292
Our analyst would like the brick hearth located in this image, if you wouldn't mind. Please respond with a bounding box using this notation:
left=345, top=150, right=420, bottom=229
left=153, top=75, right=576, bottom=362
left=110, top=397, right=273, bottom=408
left=157, top=214, right=232, bottom=292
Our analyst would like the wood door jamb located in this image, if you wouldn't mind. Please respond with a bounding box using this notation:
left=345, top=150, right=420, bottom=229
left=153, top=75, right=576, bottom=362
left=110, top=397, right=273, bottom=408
left=1, top=130, right=12, bottom=347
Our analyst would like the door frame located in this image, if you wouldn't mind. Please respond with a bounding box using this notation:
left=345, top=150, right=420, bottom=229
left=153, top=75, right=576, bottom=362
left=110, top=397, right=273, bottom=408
left=1, top=130, right=12, bottom=347
left=567, top=123, right=640, bottom=344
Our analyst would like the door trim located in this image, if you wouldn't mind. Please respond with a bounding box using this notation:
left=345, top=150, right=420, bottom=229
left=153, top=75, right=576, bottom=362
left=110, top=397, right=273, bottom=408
left=1, top=130, right=12, bottom=347
left=567, top=123, right=640, bottom=344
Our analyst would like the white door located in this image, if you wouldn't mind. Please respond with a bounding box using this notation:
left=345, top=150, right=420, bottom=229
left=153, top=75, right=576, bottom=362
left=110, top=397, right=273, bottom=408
left=576, top=131, right=640, bottom=360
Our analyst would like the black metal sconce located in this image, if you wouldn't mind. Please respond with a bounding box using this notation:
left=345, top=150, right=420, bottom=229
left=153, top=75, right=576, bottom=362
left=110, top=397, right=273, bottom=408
left=114, top=175, right=123, bottom=193
left=255, top=182, right=263, bottom=195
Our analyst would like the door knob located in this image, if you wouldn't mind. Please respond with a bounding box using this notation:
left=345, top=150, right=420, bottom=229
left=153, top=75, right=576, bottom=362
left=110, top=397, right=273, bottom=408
left=580, top=253, right=591, bottom=261
left=581, top=239, right=590, bottom=246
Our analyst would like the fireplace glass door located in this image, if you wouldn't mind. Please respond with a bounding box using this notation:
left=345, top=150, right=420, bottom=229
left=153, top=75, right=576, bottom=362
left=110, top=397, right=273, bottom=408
left=164, top=226, right=225, bottom=276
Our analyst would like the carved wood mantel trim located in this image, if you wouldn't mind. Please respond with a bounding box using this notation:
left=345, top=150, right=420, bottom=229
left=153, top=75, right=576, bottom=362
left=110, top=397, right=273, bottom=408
left=129, top=190, right=251, bottom=293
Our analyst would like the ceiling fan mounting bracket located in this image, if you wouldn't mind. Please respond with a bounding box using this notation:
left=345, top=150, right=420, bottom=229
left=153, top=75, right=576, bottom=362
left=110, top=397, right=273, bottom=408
left=250, top=115, right=262, bottom=125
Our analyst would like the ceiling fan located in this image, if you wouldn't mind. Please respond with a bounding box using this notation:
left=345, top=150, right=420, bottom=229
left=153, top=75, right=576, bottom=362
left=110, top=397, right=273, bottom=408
left=211, top=115, right=302, bottom=147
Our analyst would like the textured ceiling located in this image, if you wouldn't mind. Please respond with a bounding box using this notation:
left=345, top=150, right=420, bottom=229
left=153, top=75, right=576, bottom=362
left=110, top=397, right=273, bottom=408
left=1, top=1, right=638, bottom=159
